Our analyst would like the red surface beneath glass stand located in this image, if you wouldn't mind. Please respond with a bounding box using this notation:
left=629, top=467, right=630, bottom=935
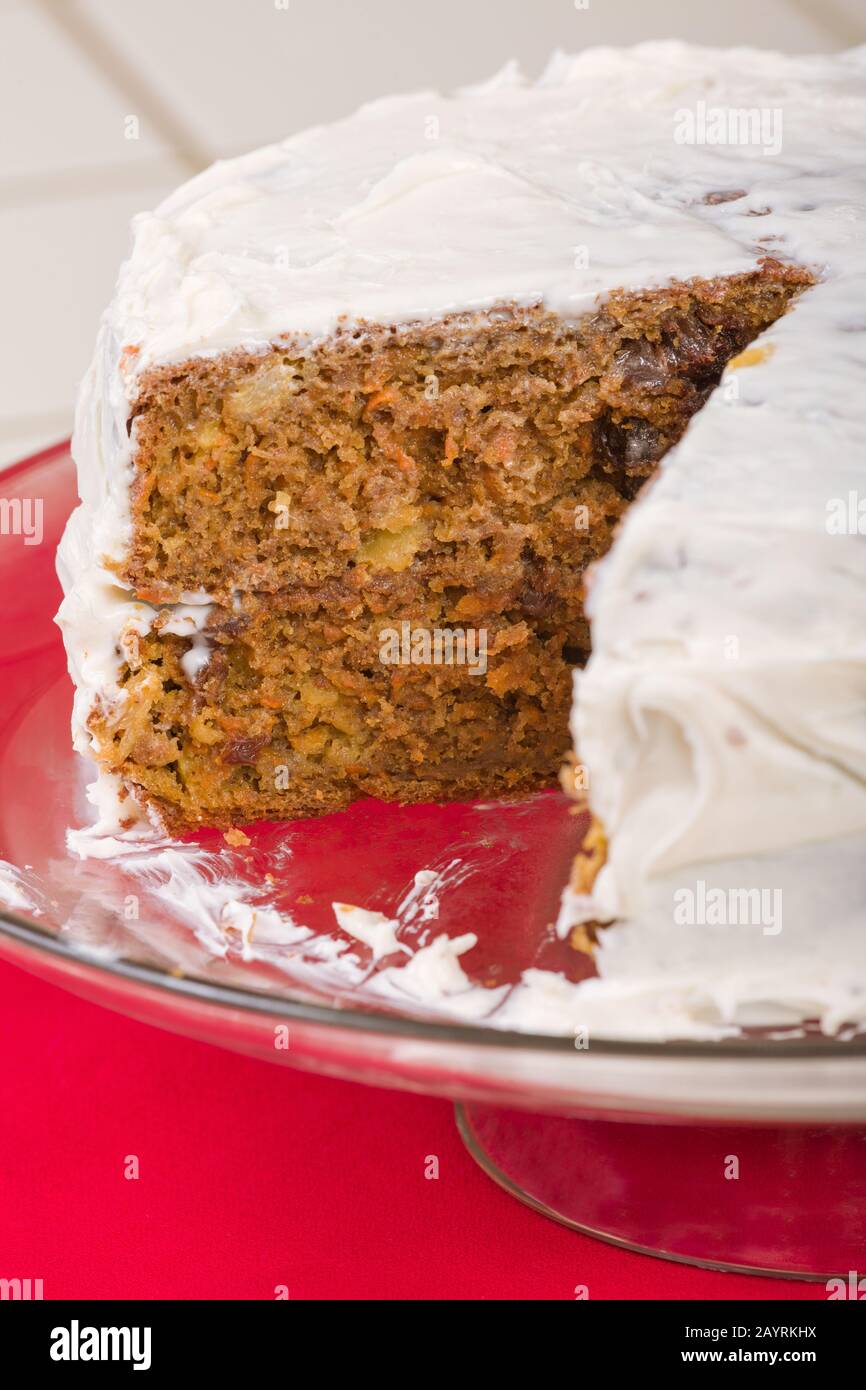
left=2, top=442, right=865, bottom=1282
left=458, top=1105, right=866, bottom=1280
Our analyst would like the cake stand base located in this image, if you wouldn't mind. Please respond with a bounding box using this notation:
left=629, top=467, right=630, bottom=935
left=456, top=1103, right=866, bottom=1281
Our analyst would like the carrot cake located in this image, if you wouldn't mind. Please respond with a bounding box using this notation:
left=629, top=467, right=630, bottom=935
left=56, top=36, right=866, bottom=967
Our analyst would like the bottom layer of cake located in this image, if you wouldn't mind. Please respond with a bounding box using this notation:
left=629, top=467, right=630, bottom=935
left=88, top=601, right=574, bottom=830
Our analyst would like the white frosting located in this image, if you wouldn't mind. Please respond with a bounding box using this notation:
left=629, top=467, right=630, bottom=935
left=56, top=498, right=213, bottom=774
left=53, top=42, right=866, bottom=1037
left=556, top=52, right=866, bottom=1031
left=367, top=932, right=481, bottom=1004
left=0, top=864, right=41, bottom=915
left=331, top=902, right=408, bottom=961
left=64, top=41, right=861, bottom=570
left=86, top=42, right=863, bottom=385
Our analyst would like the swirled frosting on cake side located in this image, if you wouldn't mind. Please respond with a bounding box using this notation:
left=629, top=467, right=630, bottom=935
left=551, top=51, right=866, bottom=1034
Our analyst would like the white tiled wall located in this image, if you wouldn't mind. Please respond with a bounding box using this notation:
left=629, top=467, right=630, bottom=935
left=0, top=0, right=861, bottom=470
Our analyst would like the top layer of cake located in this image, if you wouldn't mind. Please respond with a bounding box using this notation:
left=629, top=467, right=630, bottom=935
left=96, top=50, right=792, bottom=361
left=75, top=41, right=864, bottom=568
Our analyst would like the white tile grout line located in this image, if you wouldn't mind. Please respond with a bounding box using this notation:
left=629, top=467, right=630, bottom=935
left=33, top=0, right=214, bottom=174
left=0, top=409, right=73, bottom=440
left=0, top=154, right=189, bottom=211
left=0, top=3, right=214, bottom=473
left=0, top=2, right=219, bottom=463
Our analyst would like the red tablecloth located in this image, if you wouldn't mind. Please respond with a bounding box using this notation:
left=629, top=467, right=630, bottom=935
left=0, top=957, right=826, bottom=1301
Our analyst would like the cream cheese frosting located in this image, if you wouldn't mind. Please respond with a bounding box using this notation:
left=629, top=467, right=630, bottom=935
left=63, top=40, right=862, bottom=575
left=55, top=41, right=866, bottom=1036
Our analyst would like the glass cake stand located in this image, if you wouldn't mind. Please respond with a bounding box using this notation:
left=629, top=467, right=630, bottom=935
left=1, top=442, right=865, bottom=1281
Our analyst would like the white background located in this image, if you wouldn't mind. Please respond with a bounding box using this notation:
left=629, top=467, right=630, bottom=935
left=0, top=0, right=862, bottom=468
